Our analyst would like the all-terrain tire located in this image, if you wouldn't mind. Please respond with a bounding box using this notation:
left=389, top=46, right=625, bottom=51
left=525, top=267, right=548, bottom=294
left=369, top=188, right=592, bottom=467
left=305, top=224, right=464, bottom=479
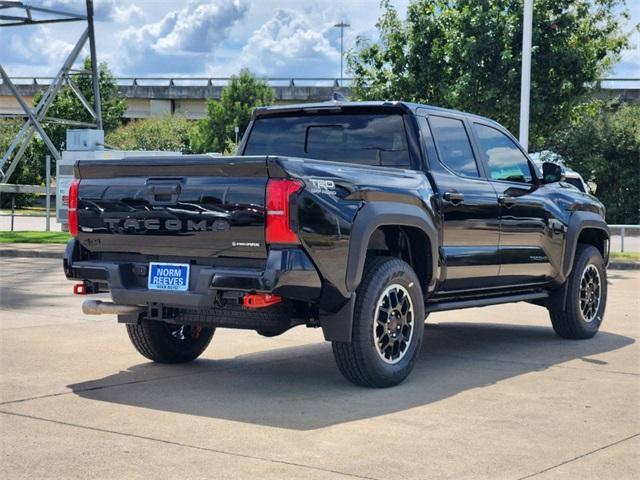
left=126, top=319, right=215, bottom=363
left=332, top=257, right=425, bottom=388
left=548, top=244, right=607, bottom=339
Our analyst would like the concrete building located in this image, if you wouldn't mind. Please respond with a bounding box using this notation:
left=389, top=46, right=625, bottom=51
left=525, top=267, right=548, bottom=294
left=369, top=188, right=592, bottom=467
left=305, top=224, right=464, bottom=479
left=0, top=77, right=353, bottom=120
left=1, top=77, right=637, bottom=121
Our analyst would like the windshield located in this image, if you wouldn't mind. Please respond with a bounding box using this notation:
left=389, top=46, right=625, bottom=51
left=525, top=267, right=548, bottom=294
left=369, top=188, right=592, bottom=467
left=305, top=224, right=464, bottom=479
left=564, top=177, right=586, bottom=192
left=244, top=113, right=412, bottom=167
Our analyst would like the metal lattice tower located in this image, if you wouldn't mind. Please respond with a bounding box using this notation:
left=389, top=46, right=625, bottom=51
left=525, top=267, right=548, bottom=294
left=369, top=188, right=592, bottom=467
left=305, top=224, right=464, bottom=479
left=0, top=0, right=102, bottom=184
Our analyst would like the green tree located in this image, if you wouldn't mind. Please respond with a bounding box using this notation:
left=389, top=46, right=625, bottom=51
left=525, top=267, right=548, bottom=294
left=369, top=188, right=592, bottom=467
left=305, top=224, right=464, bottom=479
left=106, top=117, right=196, bottom=153
left=36, top=57, right=126, bottom=153
left=5, top=58, right=126, bottom=192
left=192, top=70, right=274, bottom=153
left=550, top=101, right=639, bottom=223
left=348, top=0, right=632, bottom=148
left=0, top=119, right=42, bottom=207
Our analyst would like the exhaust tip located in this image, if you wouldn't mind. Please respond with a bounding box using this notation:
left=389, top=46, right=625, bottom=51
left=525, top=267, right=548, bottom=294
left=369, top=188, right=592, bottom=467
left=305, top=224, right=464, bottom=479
left=82, top=300, right=144, bottom=316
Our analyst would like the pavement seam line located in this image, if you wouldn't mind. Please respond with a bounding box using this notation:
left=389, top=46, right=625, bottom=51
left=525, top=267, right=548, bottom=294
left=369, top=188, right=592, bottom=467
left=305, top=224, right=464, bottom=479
left=0, top=409, right=378, bottom=480
left=0, top=371, right=209, bottom=406
left=0, top=350, right=331, bottom=407
left=515, top=432, right=640, bottom=480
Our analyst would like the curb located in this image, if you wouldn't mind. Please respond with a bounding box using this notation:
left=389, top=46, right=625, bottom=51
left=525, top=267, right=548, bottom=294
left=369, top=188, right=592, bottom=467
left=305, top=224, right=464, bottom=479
left=0, top=248, right=64, bottom=259
left=608, top=261, right=640, bottom=270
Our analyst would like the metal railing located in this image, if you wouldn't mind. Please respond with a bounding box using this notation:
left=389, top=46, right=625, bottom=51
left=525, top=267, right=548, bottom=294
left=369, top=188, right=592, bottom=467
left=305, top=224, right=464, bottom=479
left=609, top=224, right=640, bottom=253
left=3, top=76, right=639, bottom=89
left=2, top=76, right=355, bottom=88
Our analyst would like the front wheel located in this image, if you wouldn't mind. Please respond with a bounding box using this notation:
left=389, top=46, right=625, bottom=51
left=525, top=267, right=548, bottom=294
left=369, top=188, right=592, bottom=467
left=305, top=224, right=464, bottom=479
left=332, top=257, right=425, bottom=388
left=127, top=319, right=215, bottom=363
left=548, top=244, right=607, bottom=339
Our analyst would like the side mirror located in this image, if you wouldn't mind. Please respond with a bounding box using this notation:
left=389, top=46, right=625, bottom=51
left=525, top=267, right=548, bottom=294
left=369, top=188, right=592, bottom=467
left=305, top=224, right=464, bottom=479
left=542, top=162, right=565, bottom=183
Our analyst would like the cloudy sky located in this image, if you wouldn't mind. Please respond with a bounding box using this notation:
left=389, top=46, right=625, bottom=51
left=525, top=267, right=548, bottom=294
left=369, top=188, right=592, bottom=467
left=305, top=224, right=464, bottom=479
left=1, top=0, right=638, bottom=79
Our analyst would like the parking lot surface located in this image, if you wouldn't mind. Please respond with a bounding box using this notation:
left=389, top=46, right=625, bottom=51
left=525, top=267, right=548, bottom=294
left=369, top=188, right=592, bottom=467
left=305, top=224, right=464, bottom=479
left=1, top=258, right=638, bottom=479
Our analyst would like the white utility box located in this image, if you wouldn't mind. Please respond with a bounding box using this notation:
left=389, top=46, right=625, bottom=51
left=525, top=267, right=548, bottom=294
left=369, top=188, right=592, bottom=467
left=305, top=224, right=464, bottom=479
left=65, top=129, right=105, bottom=151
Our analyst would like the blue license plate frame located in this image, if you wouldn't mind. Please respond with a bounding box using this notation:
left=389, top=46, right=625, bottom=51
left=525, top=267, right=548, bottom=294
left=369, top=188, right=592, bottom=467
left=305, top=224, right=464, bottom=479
left=148, top=262, right=190, bottom=292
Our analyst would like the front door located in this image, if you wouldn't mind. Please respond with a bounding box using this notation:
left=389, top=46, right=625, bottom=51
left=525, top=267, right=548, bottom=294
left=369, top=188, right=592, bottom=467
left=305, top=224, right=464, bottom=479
left=421, top=114, right=501, bottom=292
left=470, top=121, right=555, bottom=284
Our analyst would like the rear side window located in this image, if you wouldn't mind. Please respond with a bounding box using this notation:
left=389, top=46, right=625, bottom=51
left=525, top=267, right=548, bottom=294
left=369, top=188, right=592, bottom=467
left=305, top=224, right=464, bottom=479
left=474, top=123, right=533, bottom=184
left=428, top=116, right=479, bottom=177
left=244, top=114, right=412, bottom=167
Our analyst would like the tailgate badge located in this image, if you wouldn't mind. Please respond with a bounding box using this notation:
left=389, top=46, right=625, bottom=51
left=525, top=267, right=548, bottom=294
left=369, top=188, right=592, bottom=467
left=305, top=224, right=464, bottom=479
left=232, top=241, right=261, bottom=247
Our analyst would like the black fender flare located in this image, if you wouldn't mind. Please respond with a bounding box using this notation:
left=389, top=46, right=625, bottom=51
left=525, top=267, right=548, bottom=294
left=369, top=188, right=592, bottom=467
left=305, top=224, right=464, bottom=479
left=562, top=211, right=610, bottom=279
left=345, top=201, right=439, bottom=293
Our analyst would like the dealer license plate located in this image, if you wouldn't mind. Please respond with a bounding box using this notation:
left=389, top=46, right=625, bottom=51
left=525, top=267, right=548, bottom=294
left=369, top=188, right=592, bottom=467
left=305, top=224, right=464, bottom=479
left=148, top=263, right=190, bottom=292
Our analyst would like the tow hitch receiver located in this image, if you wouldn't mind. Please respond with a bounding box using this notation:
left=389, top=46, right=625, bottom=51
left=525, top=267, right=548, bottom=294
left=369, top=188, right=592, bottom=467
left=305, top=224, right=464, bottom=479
left=242, top=293, right=282, bottom=309
left=73, top=282, right=99, bottom=295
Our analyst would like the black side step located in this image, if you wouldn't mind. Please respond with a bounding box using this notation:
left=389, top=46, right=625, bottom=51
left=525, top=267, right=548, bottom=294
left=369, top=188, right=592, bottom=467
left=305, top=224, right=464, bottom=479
left=425, top=291, right=549, bottom=313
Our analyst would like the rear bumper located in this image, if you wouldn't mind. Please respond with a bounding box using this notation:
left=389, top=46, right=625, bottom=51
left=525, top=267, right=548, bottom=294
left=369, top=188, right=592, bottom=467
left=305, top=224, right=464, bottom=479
left=63, top=239, right=322, bottom=308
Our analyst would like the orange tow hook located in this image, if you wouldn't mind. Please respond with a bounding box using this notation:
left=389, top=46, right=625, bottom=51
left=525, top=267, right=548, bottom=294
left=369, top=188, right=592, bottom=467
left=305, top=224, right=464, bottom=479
left=242, top=293, right=282, bottom=309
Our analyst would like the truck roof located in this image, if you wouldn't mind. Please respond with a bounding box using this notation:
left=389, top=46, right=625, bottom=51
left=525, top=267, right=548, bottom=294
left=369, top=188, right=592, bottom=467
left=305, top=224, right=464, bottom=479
left=253, top=100, right=503, bottom=128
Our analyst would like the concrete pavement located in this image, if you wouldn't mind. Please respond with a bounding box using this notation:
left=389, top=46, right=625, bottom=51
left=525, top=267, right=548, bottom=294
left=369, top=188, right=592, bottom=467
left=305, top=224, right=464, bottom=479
left=0, top=216, right=62, bottom=232
left=1, top=258, right=638, bottom=479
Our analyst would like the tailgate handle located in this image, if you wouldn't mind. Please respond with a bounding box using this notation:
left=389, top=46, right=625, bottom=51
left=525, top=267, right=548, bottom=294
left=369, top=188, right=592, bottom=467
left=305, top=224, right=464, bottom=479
left=147, top=183, right=181, bottom=204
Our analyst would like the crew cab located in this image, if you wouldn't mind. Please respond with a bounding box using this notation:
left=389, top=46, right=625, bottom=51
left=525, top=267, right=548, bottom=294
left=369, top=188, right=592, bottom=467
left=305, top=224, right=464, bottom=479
left=64, top=102, right=610, bottom=387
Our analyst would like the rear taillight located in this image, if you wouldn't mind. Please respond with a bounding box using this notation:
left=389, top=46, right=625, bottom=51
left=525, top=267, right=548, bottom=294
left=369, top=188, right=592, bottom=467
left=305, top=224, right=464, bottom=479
left=265, top=178, right=303, bottom=244
left=68, top=179, right=80, bottom=237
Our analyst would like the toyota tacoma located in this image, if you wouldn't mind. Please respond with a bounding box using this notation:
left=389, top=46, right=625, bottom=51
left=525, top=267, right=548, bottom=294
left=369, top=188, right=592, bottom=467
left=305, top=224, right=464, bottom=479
left=64, top=101, right=609, bottom=387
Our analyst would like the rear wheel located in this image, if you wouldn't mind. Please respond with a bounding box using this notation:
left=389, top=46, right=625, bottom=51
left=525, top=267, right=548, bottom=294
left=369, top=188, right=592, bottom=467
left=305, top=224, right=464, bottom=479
left=332, top=257, right=425, bottom=388
left=127, top=319, right=214, bottom=363
left=548, top=244, right=607, bottom=339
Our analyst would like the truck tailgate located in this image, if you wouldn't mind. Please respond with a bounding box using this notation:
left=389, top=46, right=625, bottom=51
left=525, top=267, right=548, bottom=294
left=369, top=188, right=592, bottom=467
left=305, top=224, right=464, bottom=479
left=74, top=156, right=270, bottom=259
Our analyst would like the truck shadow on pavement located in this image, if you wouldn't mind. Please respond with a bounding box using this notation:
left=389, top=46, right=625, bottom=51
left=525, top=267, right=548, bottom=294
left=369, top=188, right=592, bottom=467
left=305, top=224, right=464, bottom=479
left=68, top=322, right=634, bottom=431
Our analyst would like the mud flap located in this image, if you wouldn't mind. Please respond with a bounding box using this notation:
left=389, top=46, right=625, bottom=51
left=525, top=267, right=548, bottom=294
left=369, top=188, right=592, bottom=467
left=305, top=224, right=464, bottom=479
left=320, top=294, right=356, bottom=342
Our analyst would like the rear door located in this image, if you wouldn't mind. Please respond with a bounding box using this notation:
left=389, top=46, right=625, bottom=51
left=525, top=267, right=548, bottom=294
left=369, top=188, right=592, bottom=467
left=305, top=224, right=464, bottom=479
left=420, top=114, right=501, bottom=292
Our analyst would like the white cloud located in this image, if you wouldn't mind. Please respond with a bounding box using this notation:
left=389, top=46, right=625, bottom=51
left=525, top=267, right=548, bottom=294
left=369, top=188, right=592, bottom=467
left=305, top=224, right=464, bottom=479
left=238, top=8, right=340, bottom=76
left=0, top=26, right=74, bottom=68
left=115, top=0, right=248, bottom=74
left=111, top=4, right=144, bottom=24
left=155, top=0, right=248, bottom=53
left=27, top=0, right=144, bottom=23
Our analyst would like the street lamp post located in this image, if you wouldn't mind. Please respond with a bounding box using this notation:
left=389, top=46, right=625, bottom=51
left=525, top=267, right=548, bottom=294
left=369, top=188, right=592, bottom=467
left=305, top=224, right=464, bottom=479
left=334, top=21, right=350, bottom=87
left=519, top=0, right=533, bottom=150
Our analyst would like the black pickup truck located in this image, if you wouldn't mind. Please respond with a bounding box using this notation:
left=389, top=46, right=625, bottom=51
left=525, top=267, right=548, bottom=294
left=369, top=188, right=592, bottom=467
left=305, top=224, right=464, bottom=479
left=64, top=101, right=609, bottom=387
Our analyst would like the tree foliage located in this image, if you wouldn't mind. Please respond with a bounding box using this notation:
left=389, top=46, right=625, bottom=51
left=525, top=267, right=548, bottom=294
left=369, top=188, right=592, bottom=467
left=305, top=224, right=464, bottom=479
left=550, top=101, right=639, bottom=223
left=106, top=117, right=196, bottom=153
left=1, top=59, right=124, bottom=206
left=192, top=70, right=274, bottom=153
left=348, top=0, right=632, bottom=147
left=36, top=57, right=126, bottom=153
left=0, top=119, right=42, bottom=207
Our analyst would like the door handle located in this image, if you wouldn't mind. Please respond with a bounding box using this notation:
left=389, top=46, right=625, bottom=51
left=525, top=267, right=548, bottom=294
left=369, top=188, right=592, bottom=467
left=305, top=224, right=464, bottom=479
left=498, top=195, right=517, bottom=207
left=146, top=183, right=181, bottom=205
left=443, top=191, right=464, bottom=204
